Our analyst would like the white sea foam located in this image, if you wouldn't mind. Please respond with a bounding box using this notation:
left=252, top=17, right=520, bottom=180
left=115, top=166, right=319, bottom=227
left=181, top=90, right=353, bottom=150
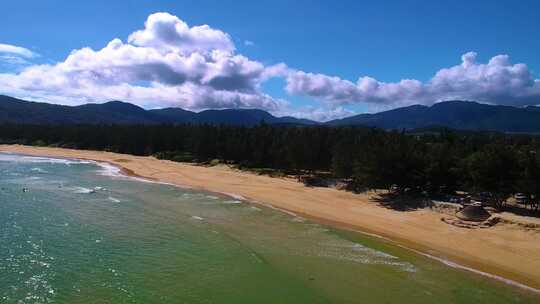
left=313, top=240, right=416, bottom=272
left=0, top=153, right=91, bottom=165
left=291, top=216, right=306, bottom=222
left=93, top=161, right=179, bottom=186
left=191, top=216, right=204, bottom=221
left=223, top=200, right=242, bottom=204
left=351, top=243, right=399, bottom=260
left=108, top=197, right=121, bottom=203
left=257, top=202, right=297, bottom=217
left=9, top=152, right=177, bottom=188
left=72, top=187, right=95, bottom=194
left=220, top=192, right=246, bottom=201
left=95, top=162, right=123, bottom=177
left=30, top=167, right=48, bottom=173
left=0, top=153, right=184, bottom=189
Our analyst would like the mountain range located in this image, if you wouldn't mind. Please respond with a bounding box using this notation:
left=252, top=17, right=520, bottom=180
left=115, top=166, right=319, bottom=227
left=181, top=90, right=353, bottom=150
left=0, top=95, right=315, bottom=126
left=2, top=95, right=540, bottom=133
left=327, top=101, right=540, bottom=132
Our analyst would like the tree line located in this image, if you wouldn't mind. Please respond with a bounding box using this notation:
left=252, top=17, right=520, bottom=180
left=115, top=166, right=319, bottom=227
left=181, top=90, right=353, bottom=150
left=1, top=123, right=540, bottom=210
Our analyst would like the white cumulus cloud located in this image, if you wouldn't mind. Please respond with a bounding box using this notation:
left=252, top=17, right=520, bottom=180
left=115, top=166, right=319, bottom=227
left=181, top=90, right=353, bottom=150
left=0, top=13, right=285, bottom=111
left=285, top=51, right=540, bottom=107
left=276, top=106, right=355, bottom=122
left=128, top=12, right=235, bottom=55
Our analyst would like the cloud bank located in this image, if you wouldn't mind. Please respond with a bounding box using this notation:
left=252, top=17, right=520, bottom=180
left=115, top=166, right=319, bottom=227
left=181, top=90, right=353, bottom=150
left=0, top=12, right=539, bottom=120
left=286, top=52, right=540, bottom=108
left=0, top=13, right=286, bottom=110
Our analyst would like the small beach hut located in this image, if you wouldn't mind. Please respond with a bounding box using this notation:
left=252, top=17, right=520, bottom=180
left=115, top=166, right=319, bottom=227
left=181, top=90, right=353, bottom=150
left=456, top=205, right=491, bottom=222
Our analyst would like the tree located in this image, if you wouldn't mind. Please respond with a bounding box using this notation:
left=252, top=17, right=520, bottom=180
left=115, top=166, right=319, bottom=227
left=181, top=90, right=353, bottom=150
left=517, top=150, right=540, bottom=211
left=464, top=146, right=519, bottom=209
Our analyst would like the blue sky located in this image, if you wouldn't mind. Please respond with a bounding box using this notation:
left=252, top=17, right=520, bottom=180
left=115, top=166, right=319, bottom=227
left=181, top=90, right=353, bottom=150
left=1, top=0, right=539, bottom=120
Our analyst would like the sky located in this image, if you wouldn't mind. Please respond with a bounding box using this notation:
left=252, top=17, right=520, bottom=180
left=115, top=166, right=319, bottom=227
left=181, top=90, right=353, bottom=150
left=1, top=0, right=539, bottom=121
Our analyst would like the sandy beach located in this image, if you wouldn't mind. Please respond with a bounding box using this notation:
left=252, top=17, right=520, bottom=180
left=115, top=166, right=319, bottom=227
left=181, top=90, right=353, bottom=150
left=2, top=145, right=540, bottom=291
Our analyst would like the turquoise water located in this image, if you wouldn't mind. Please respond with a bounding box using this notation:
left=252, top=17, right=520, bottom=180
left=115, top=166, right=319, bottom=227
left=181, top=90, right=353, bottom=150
left=0, top=153, right=538, bottom=303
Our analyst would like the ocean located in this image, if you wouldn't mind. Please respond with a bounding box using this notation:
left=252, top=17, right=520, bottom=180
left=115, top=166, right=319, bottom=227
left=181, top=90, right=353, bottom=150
left=0, top=152, right=537, bottom=303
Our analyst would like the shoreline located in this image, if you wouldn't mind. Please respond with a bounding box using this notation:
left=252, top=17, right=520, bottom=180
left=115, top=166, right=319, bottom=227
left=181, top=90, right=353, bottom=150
left=1, top=145, right=540, bottom=294
left=103, top=164, right=540, bottom=294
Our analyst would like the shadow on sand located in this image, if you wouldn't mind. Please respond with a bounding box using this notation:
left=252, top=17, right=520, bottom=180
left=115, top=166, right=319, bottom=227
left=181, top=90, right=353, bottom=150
left=370, top=192, right=433, bottom=212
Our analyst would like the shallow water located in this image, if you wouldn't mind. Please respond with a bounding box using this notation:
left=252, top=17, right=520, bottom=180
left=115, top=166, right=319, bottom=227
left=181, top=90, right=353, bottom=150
left=0, top=152, right=538, bottom=303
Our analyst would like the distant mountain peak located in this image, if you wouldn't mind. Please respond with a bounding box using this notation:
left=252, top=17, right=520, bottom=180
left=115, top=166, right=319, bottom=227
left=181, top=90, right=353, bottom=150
left=96, top=100, right=146, bottom=111
left=103, top=100, right=134, bottom=106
